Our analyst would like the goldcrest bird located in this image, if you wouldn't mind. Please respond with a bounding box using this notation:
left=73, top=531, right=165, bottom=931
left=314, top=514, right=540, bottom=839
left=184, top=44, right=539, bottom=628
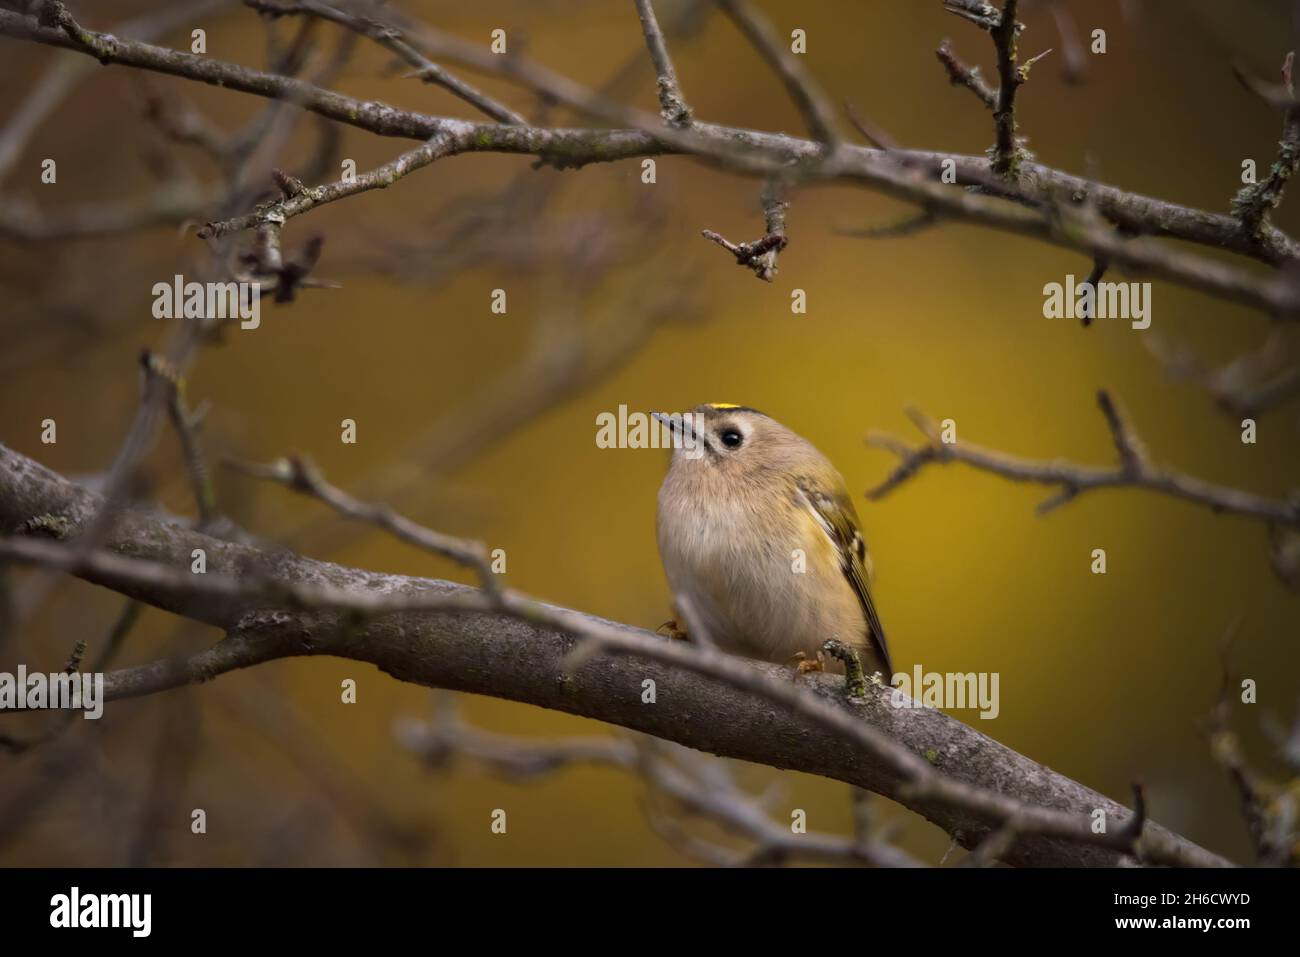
left=652, top=403, right=892, bottom=677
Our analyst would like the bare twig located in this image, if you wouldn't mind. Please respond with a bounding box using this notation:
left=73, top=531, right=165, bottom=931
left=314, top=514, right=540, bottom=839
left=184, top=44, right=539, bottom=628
left=397, top=696, right=637, bottom=778
left=989, top=0, right=1027, bottom=178
left=198, top=131, right=468, bottom=240
left=837, top=209, right=939, bottom=239
left=223, top=454, right=500, bottom=597
left=634, top=0, right=692, bottom=126
left=1204, top=633, right=1299, bottom=865
left=142, top=351, right=219, bottom=529
left=713, top=0, right=839, bottom=149
left=243, top=0, right=526, bottom=125
left=866, top=390, right=1300, bottom=526
left=961, top=822, right=1019, bottom=866
left=0, top=0, right=237, bottom=184
left=700, top=229, right=788, bottom=279
left=700, top=179, right=789, bottom=281
left=844, top=101, right=898, bottom=151
left=1040, top=0, right=1087, bottom=83
left=1232, top=364, right=1300, bottom=416
left=936, top=39, right=997, bottom=109
left=1077, top=255, right=1110, bottom=326
left=7, top=7, right=1300, bottom=317
left=398, top=701, right=922, bottom=866
left=1144, top=330, right=1300, bottom=418
left=1233, top=53, right=1300, bottom=236
left=944, top=0, right=1039, bottom=178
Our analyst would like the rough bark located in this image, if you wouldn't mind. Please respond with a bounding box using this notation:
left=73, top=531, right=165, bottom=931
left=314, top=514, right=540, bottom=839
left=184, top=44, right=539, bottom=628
left=0, top=444, right=1229, bottom=867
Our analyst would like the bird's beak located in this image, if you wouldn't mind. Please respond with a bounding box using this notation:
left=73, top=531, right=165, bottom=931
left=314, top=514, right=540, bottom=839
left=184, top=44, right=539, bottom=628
left=652, top=410, right=696, bottom=442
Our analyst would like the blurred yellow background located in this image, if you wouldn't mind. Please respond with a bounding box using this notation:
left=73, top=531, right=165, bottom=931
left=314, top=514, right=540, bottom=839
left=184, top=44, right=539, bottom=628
left=1, top=0, right=1298, bottom=865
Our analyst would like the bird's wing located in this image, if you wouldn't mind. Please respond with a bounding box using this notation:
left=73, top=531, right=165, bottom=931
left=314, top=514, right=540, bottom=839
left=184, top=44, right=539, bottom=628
left=796, top=478, right=893, bottom=676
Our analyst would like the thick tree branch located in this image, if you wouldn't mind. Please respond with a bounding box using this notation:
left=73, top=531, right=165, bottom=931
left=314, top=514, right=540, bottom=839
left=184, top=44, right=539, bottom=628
left=0, top=444, right=1229, bottom=868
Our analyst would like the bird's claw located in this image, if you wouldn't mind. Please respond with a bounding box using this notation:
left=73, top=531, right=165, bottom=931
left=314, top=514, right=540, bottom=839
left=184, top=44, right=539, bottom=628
left=788, top=650, right=826, bottom=681
left=656, top=619, right=690, bottom=642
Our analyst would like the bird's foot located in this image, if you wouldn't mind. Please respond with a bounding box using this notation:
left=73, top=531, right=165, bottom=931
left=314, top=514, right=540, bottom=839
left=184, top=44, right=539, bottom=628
left=822, top=639, right=868, bottom=698
left=788, top=650, right=826, bottom=681
left=656, top=619, right=690, bottom=642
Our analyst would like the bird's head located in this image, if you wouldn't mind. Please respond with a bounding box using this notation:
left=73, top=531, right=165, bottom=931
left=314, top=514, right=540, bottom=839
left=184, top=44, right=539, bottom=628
left=652, top=403, right=810, bottom=485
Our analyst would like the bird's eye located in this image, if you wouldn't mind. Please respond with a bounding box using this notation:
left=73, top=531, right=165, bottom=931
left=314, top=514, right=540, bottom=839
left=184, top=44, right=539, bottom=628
left=720, top=428, right=743, bottom=449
